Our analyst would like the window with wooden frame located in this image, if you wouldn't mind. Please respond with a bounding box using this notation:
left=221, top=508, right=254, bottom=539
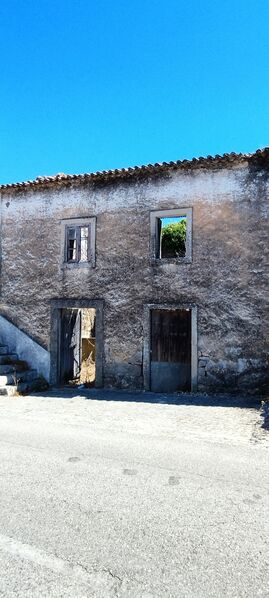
left=65, top=225, right=89, bottom=263
left=61, top=217, right=96, bottom=267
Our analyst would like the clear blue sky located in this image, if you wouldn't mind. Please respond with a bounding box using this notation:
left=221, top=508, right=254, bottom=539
left=162, top=217, right=185, bottom=227
left=0, top=0, right=268, bottom=184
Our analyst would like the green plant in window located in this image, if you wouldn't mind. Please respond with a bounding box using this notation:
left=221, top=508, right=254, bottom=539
left=161, top=219, right=186, bottom=257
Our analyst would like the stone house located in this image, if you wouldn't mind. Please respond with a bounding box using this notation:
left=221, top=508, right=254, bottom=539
left=0, top=148, right=268, bottom=395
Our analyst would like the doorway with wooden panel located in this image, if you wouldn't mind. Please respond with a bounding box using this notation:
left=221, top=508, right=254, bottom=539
left=150, top=309, right=191, bottom=392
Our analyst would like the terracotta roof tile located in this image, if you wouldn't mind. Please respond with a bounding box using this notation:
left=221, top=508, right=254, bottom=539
left=1, top=147, right=269, bottom=193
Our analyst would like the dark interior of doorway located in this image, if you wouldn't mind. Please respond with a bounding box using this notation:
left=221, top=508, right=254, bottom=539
left=60, top=308, right=96, bottom=386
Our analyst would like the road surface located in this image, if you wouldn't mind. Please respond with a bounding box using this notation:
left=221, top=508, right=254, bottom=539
left=0, top=389, right=268, bottom=597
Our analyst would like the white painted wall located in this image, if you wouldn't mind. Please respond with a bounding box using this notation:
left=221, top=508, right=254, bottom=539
left=0, top=316, right=50, bottom=381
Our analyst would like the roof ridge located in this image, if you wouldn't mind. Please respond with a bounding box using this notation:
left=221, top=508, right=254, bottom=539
left=1, top=147, right=269, bottom=192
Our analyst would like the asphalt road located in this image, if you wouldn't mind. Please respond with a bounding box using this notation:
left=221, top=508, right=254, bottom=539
left=0, top=389, right=268, bottom=598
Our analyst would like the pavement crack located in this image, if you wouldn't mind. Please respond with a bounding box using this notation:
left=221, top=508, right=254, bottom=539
left=54, top=551, right=123, bottom=589
left=102, top=567, right=123, bottom=583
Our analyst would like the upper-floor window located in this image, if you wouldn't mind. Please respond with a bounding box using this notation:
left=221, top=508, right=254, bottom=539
left=61, top=217, right=96, bottom=267
left=150, top=208, right=192, bottom=263
left=66, top=225, right=89, bottom=262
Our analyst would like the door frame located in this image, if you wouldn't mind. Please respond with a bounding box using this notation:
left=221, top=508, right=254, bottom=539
left=143, top=303, right=198, bottom=392
left=50, top=299, right=104, bottom=387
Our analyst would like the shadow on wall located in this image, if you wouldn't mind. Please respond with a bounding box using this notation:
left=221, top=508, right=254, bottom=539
left=0, top=315, right=50, bottom=381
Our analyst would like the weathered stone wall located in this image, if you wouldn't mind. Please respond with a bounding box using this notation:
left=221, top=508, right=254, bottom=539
left=0, top=161, right=268, bottom=393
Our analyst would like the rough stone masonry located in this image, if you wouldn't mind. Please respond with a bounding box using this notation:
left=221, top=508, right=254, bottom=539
left=0, top=148, right=268, bottom=393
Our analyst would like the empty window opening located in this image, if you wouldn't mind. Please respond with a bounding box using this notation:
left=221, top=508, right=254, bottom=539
left=66, top=225, right=90, bottom=263
left=60, top=308, right=96, bottom=387
left=150, top=208, right=192, bottom=263
left=158, top=216, right=187, bottom=258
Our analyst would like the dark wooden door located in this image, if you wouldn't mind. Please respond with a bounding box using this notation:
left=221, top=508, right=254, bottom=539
left=60, top=309, right=82, bottom=383
left=150, top=309, right=191, bottom=392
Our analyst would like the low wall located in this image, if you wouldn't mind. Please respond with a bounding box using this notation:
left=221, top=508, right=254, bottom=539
left=0, top=315, right=50, bottom=381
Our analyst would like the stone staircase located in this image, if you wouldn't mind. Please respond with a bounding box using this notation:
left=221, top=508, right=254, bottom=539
left=0, top=344, right=45, bottom=396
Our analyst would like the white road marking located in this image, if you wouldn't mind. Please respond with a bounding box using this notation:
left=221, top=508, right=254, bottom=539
left=0, top=533, right=117, bottom=589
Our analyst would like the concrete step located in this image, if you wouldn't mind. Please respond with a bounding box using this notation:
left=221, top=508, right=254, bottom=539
left=0, top=374, right=48, bottom=395
left=0, top=354, right=18, bottom=365
left=0, top=377, right=45, bottom=396
left=0, top=346, right=8, bottom=355
left=0, top=386, right=18, bottom=396
left=0, top=364, right=17, bottom=374
left=0, top=369, right=37, bottom=386
left=0, top=363, right=29, bottom=374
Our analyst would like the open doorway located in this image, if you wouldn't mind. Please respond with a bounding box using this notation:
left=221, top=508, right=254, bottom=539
left=60, top=308, right=96, bottom=386
left=50, top=299, right=103, bottom=388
